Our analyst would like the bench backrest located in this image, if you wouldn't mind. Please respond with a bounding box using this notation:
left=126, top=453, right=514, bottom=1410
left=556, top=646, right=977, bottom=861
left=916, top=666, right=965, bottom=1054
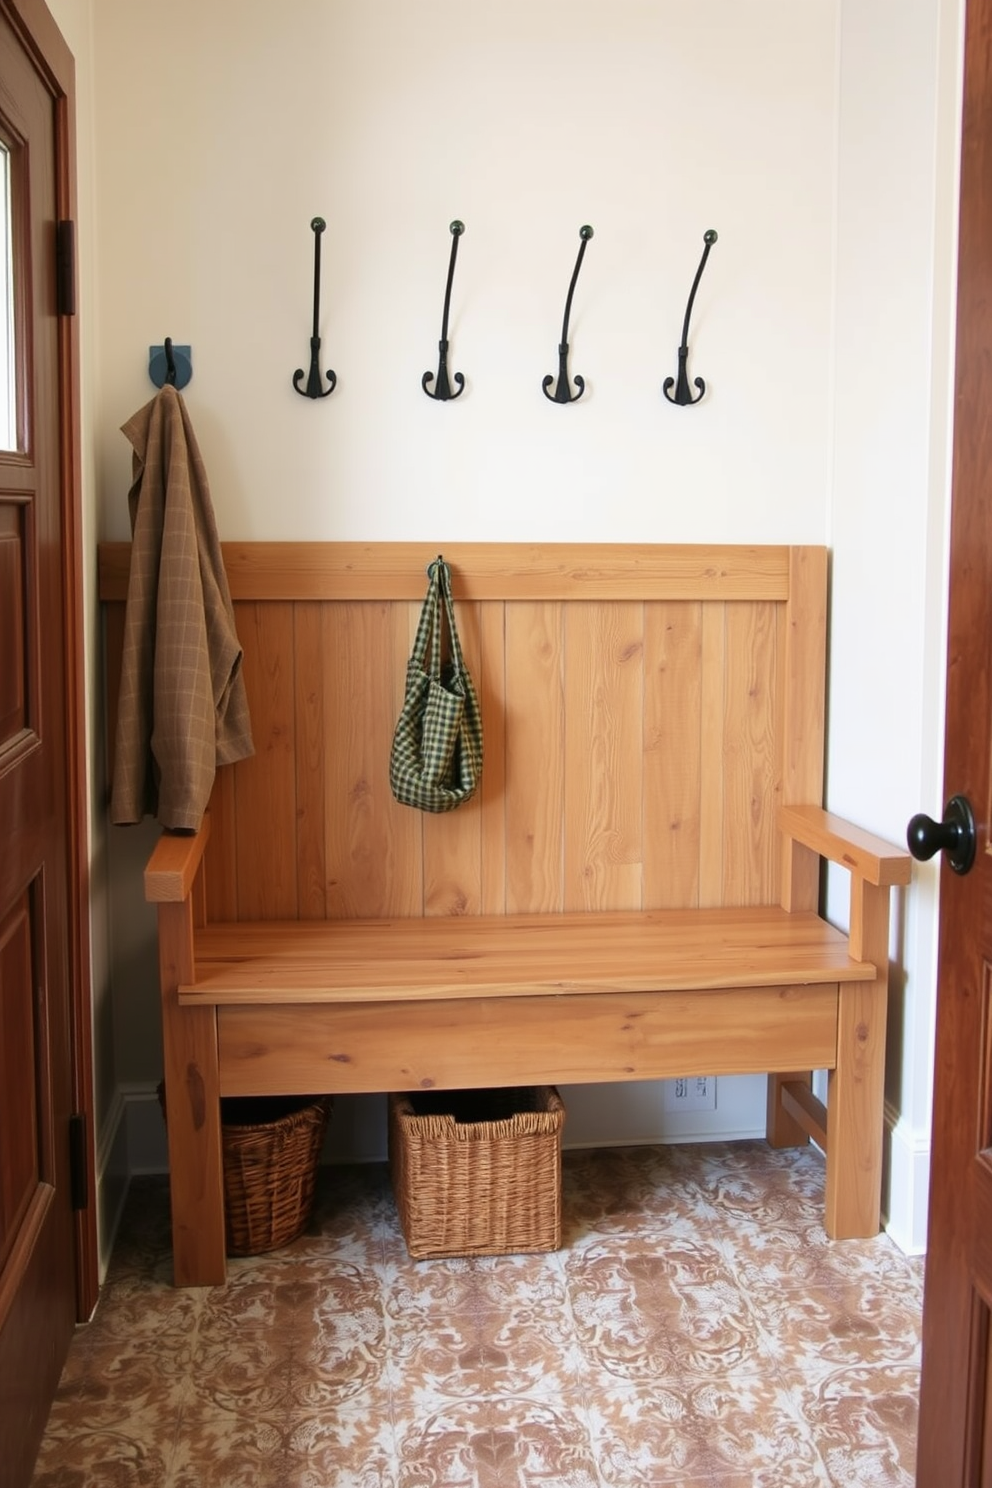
left=99, top=543, right=827, bottom=923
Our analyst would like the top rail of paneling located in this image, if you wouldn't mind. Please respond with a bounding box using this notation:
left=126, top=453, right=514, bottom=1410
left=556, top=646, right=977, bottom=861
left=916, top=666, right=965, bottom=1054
left=98, top=541, right=800, bottom=604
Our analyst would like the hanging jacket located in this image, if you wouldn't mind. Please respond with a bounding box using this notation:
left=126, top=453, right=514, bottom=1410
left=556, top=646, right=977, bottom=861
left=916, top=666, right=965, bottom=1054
left=111, top=384, right=253, bottom=831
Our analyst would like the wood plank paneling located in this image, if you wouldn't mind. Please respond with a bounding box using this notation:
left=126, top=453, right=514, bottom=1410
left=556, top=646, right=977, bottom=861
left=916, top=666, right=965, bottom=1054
left=699, top=602, right=726, bottom=907
left=99, top=544, right=828, bottom=928
left=723, top=601, right=779, bottom=905
left=644, top=602, right=702, bottom=909
left=505, top=602, right=565, bottom=913
left=293, top=603, right=326, bottom=920
left=233, top=601, right=298, bottom=919
left=324, top=602, right=422, bottom=919
left=424, top=600, right=483, bottom=916
left=564, top=601, right=643, bottom=911
left=204, top=765, right=237, bottom=923
left=478, top=601, right=507, bottom=916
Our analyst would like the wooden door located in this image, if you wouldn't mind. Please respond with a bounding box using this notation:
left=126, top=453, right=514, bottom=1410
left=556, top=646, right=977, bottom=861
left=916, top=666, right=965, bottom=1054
left=915, top=0, right=992, bottom=1481
left=0, top=4, right=94, bottom=1487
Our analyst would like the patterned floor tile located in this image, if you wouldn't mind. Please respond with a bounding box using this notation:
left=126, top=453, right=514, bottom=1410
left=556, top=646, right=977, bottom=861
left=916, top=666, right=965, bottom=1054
left=32, top=1427, right=177, bottom=1488
left=788, top=1364, right=919, bottom=1487
left=567, top=1234, right=775, bottom=1381
left=393, top=1395, right=602, bottom=1488
left=587, top=1375, right=830, bottom=1487
left=749, top=1278, right=923, bottom=1377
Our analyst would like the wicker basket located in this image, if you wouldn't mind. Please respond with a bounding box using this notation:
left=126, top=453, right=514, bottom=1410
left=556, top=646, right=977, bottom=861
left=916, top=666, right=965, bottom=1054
left=388, top=1086, right=565, bottom=1259
left=159, top=1086, right=332, bottom=1256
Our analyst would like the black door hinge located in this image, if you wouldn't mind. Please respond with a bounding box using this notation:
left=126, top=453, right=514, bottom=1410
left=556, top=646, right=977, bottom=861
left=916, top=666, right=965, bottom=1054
left=68, top=1112, right=88, bottom=1211
left=56, top=220, right=76, bottom=317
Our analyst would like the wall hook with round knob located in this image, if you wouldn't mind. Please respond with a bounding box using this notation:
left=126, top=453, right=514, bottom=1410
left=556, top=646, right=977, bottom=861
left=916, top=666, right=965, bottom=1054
left=423, top=221, right=466, bottom=401
left=543, top=225, right=594, bottom=404
left=293, top=217, right=337, bottom=399
left=663, top=229, right=718, bottom=406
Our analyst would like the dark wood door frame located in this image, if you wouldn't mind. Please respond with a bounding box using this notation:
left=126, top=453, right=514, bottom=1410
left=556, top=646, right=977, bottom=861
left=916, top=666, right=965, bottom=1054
left=1, top=0, right=97, bottom=1322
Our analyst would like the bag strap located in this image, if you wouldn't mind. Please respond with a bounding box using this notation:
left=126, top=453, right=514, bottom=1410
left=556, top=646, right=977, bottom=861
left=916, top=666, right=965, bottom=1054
left=410, top=563, right=442, bottom=675
left=436, top=561, right=467, bottom=676
left=410, top=558, right=468, bottom=679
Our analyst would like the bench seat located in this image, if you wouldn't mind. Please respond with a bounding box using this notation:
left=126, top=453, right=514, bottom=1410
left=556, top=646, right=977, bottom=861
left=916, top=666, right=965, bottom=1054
left=186, top=906, right=876, bottom=1005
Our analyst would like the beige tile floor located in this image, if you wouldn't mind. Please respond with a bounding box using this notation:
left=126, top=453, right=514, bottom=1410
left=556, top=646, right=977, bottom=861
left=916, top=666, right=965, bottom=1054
left=31, top=1139, right=923, bottom=1487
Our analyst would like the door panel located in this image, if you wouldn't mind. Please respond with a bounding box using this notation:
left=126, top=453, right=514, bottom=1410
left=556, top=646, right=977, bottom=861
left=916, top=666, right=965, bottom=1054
left=0, top=502, right=27, bottom=744
left=0, top=894, right=37, bottom=1263
left=0, top=5, right=83, bottom=1486
left=916, top=0, right=992, bottom=1480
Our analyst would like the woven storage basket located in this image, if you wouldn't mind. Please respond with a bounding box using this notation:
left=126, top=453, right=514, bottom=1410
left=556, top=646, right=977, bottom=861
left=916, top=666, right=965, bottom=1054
left=159, top=1087, right=332, bottom=1256
left=388, top=1086, right=565, bottom=1259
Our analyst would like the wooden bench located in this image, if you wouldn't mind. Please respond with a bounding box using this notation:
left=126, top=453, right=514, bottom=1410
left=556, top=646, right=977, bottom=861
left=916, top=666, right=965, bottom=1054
left=99, top=541, right=911, bottom=1286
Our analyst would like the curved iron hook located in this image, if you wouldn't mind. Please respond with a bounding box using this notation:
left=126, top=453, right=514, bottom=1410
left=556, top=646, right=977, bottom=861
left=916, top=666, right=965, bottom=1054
left=663, top=229, right=717, bottom=406
left=543, top=225, right=594, bottom=404
left=423, top=222, right=466, bottom=400
left=293, top=217, right=337, bottom=399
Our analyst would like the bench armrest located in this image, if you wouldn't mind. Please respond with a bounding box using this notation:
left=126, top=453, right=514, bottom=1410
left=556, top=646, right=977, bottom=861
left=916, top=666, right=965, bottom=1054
left=779, top=804, right=911, bottom=888
left=144, top=816, right=212, bottom=903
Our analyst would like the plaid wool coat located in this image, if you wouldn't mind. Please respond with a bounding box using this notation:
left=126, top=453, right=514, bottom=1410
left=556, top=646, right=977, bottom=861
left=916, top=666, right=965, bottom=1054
left=110, top=385, right=253, bottom=832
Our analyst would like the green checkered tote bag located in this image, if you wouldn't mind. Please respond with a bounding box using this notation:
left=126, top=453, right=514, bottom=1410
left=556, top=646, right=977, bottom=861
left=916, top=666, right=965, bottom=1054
left=389, top=558, right=483, bottom=812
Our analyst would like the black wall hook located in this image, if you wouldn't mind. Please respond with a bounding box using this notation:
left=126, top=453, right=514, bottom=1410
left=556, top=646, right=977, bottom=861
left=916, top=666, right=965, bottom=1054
left=293, top=217, right=337, bottom=399
left=543, top=225, right=594, bottom=404
left=664, top=229, right=718, bottom=406
left=423, top=221, right=465, bottom=400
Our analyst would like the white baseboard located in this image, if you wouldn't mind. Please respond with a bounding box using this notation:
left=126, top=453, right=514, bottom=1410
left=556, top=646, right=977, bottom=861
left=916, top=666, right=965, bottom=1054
left=882, top=1101, right=930, bottom=1255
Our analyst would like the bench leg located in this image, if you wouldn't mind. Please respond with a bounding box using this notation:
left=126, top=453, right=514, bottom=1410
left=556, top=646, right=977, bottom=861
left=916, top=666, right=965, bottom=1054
left=159, top=900, right=226, bottom=1286
left=824, top=877, right=889, bottom=1240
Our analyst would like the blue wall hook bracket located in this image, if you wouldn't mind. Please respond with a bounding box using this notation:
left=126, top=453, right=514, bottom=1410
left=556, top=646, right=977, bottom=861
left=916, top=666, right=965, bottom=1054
left=149, top=338, right=192, bottom=390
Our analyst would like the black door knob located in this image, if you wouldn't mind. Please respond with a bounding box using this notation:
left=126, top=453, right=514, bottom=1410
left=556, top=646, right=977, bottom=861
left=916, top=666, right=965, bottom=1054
left=907, top=794, right=977, bottom=875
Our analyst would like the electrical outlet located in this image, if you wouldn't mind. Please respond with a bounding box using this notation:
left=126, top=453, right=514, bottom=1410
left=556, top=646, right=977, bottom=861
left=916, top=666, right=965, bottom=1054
left=663, top=1075, right=717, bottom=1112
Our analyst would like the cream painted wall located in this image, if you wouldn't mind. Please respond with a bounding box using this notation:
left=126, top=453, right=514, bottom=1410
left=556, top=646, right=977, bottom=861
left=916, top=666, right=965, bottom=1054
left=55, top=0, right=958, bottom=1252
left=92, top=0, right=836, bottom=545
left=826, top=0, right=962, bottom=1253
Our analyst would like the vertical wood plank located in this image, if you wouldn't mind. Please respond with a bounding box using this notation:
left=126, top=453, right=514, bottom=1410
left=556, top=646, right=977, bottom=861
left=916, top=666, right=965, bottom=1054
left=644, top=601, right=702, bottom=909
left=294, top=602, right=326, bottom=919
left=723, top=602, right=778, bottom=905
left=203, top=765, right=237, bottom=923
left=505, top=602, right=564, bottom=913
left=424, top=599, right=483, bottom=916
left=698, top=602, right=726, bottom=907
left=479, top=601, right=507, bottom=916
left=564, top=601, right=643, bottom=911
left=233, top=602, right=298, bottom=919
left=324, top=601, right=422, bottom=919
left=782, top=546, right=827, bottom=808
